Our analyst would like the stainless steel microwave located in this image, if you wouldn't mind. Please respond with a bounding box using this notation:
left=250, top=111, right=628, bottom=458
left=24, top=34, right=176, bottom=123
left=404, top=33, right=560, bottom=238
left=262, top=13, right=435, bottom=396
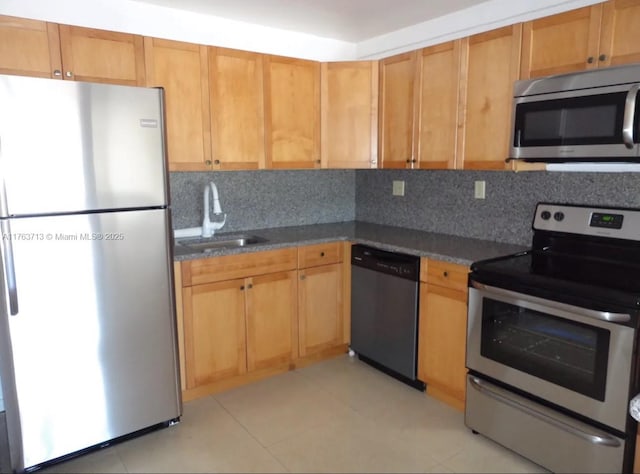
left=509, top=64, right=640, bottom=163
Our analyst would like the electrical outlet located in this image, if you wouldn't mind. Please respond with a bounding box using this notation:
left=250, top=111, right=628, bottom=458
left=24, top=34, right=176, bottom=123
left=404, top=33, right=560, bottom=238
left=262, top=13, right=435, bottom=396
left=392, top=180, right=405, bottom=196
left=474, top=180, right=486, bottom=199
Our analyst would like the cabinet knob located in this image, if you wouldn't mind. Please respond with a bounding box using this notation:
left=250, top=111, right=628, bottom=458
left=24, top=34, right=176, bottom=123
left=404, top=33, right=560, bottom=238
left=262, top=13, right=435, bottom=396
left=240, top=285, right=245, bottom=290
left=205, top=160, right=212, bottom=165
left=406, top=159, right=411, bottom=163
left=65, top=71, right=73, bottom=78
left=320, top=251, right=325, bottom=257
left=443, top=271, right=449, bottom=278
left=598, top=54, right=607, bottom=62
left=315, top=159, right=321, bottom=165
left=248, top=283, right=253, bottom=289
left=300, top=275, right=306, bottom=280
left=214, top=159, right=220, bottom=165
left=587, top=56, right=594, bottom=64
left=53, top=69, right=62, bottom=77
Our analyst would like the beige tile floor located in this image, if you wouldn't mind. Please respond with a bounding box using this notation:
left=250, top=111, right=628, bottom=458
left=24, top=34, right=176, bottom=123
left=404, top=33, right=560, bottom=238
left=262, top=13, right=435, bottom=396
left=43, top=355, right=549, bottom=473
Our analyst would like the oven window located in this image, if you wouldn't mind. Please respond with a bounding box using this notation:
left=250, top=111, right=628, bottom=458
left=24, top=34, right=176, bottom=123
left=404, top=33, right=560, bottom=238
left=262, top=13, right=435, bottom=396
left=480, top=298, right=610, bottom=401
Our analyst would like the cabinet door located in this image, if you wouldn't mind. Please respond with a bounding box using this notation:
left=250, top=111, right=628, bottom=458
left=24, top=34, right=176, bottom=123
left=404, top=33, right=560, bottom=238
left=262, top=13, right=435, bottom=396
left=144, top=38, right=211, bottom=171
left=58, top=25, right=145, bottom=85
left=417, top=41, right=461, bottom=169
left=0, top=15, right=61, bottom=78
left=209, top=47, right=265, bottom=170
left=417, top=283, right=467, bottom=411
left=321, top=61, right=378, bottom=169
left=264, top=56, right=320, bottom=169
left=459, top=25, right=521, bottom=170
left=599, top=0, right=640, bottom=67
left=298, top=263, right=343, bottom=357
left=245, top=270, right=298, bottom=371
left=520, top=5, right=602, bottom=79
left=379, top=51, right=418, bottom=169
left=183, top=280, right=246, bottom=388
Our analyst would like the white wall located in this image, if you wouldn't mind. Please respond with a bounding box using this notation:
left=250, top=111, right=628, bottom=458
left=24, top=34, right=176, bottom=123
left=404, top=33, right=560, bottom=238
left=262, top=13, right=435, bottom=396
left=0, top=0, right=602, bottom=61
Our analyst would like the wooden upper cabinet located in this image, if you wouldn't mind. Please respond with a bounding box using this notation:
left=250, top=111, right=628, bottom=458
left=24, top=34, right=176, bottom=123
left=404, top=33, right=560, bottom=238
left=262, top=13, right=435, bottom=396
left=521, top=5, right=602, bottom=79
left=320, top=61, right=378, bottom=169
left=599, top=0, right=640, bottom=67
left=416, top=41, right=462, bottom=169
left=144, top=38, right=211, bottom=171
left=521, top=0, right=640, bottom=79
left=58, top=25, right=145, bottom=85
left=209, top=47, right=266, bottom=170
left=264, top=55, right=320, bottom=169
left=0, top=15, right=61, bottom=78
left=379, top=51, right=418, bottom=169
left=459, top=25, right=522, bottom=170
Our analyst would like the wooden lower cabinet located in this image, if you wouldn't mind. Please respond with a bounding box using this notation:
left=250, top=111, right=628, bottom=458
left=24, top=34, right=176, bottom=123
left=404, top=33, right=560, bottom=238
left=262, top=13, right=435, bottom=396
left=178, top=242, right=348, bottom=401
left=246, top=271, right=298, bottom=371
left=297, top=242, right=346, bottom=357
left=298, top=263, right=343, bottom=356
left=418, top=259, right=469, bottom=411
left=183, top=279, right=247, bottom=388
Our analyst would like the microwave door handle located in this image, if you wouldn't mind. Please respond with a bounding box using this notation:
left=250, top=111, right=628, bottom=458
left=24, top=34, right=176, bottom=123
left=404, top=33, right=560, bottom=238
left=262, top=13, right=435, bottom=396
left=622, top=84, right=639, bottom=149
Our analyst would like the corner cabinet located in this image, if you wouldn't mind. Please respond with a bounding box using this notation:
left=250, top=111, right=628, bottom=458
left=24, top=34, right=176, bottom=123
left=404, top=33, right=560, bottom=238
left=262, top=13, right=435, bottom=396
left=418, top=258, right=469, bottom=411
left=264, top=55, right=321, bottom=169
left=144, top=38, right=212, bottom=171
left=320, top=61, right=378, bottom=168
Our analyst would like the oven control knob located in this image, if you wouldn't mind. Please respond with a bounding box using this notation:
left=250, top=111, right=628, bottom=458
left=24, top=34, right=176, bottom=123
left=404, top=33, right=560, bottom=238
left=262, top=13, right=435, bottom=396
left=554, top=211, right=565, bottom=221
left=540, top=210, right=551, bottom=220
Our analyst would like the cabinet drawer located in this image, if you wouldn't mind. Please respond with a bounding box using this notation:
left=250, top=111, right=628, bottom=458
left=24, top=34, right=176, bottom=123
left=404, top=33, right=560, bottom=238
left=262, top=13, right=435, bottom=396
left=182, top=247, right=297, bottom=286
left=298, top=242, right=343, bottom=268
left=422, top=258, right=469, bottom=293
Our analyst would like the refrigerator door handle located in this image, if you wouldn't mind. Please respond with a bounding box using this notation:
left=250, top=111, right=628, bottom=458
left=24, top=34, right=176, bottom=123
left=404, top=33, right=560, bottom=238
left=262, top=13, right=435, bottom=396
left=1, top=219, right=19, bottom=315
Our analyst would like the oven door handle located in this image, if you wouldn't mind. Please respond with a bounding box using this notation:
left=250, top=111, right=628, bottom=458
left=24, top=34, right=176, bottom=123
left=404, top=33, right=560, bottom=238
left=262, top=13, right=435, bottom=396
left=622, top=84, right=639, bottom=149
left=468, top=376, right=621, bottom=448
left=470, top=281, right=631, bottom=323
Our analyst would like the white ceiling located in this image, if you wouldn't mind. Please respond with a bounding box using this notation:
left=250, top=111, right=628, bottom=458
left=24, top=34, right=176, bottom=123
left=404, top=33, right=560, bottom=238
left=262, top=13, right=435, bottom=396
left=135, top=0, right=491, bottom=42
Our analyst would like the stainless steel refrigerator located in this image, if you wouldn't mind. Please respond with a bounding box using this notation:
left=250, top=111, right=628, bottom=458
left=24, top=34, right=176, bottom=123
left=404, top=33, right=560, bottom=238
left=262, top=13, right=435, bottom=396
left=0, top=74, right=182, bottom=472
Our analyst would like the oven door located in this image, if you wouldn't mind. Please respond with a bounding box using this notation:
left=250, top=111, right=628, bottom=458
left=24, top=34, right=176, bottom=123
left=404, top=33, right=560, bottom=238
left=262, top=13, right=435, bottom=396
left=467, top=282, right=635, bottom=432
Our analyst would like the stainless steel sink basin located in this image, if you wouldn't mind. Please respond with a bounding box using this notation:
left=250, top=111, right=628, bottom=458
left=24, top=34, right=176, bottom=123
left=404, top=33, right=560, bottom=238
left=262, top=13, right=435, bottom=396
left=177, top=234, right=268, bottom=252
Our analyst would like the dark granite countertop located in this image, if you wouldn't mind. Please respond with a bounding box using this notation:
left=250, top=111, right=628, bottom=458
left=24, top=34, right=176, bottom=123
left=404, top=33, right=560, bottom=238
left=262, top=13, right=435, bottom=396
left=173, top=221, right=527, bottom=266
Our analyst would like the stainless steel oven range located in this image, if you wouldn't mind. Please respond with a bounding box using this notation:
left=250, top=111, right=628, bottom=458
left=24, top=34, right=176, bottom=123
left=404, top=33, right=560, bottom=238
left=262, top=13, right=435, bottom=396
left=466, top=202, right=640, bottom=474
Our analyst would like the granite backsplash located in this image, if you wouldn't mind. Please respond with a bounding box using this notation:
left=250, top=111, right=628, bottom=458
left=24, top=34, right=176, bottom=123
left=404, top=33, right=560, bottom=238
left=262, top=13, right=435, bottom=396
left=169, top=170, right=356, bottom=231
left=356, top=169, right=640, bottom=246
left=169, top=169, right=640, bottom=246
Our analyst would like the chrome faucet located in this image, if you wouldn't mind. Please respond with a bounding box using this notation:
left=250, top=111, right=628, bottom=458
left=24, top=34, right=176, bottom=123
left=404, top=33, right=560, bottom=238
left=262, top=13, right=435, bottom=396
left=202, top=181, right=226, bottom=237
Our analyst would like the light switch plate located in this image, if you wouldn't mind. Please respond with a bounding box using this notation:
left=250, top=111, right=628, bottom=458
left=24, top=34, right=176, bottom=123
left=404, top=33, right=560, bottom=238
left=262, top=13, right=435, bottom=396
left=392, top=180, right=405, bottom=196
left=474, top=180, right=486, bottom=199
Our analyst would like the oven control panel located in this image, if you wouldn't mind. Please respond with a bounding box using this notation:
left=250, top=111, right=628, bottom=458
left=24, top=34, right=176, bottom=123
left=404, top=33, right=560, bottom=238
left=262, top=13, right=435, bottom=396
left=533, top=203, right=640, bottom=240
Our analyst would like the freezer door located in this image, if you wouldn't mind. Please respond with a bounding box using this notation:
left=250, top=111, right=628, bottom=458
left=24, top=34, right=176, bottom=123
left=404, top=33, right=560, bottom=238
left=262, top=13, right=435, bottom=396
left=0, top=75, right=168, bottom=216
left=0, top=209, right=181, bottom=470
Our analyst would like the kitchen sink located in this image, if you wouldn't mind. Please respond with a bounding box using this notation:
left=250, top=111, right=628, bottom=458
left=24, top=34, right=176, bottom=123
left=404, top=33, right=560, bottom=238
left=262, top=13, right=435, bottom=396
left=176, top=234, right=268, bottom=252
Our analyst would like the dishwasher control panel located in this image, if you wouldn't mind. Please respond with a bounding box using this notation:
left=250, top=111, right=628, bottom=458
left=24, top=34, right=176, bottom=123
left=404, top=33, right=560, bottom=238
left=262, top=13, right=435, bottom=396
left=351, top=244, right=420, bottom=281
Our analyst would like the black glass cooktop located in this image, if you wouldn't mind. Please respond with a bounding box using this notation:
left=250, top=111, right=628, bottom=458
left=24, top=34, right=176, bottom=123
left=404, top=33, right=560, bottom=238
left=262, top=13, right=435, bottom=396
left=471, top=250, right=640, bottom=311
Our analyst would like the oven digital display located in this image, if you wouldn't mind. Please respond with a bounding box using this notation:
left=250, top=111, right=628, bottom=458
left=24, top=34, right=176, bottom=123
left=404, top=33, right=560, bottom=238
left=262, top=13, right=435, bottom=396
left=590, top=212, right=623, bottom=229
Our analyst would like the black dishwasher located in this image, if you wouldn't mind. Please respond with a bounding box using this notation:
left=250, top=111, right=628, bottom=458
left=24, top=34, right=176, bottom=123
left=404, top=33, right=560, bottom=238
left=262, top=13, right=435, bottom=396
left=350, top=244, right=424, bottom=390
